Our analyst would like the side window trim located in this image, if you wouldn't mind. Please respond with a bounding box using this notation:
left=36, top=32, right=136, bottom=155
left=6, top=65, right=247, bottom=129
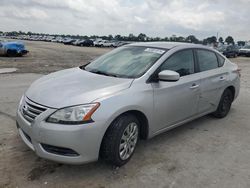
left=194, top=49, right=203, bottom=72
left=216, top=53, right=220, bottom=67
left=193, top=49, right=199, bottom=73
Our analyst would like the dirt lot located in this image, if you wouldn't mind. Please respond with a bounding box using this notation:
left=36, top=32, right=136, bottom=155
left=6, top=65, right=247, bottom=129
left=1, top=41, right=250, bottom=188
left=0, top=40, right=111, bottom=74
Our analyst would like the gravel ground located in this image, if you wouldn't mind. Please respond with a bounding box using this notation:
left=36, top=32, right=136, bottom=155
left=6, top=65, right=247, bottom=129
left=0, top=41, right=250, bottom=188
left=0, top=40, right=111, bottom=74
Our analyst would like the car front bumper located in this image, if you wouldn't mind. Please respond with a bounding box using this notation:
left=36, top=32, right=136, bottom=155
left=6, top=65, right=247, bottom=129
left=19, top=50, right=29, bottom=55
left=16, top=105, right=106, bottom=164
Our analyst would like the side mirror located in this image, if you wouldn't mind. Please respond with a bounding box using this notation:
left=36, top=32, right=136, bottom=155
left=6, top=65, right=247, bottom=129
left=158, top=70, right=180, bottom=82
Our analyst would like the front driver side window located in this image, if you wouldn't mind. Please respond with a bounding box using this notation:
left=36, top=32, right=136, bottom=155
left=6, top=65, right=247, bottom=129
left=160, top=49, right=195, bottom=77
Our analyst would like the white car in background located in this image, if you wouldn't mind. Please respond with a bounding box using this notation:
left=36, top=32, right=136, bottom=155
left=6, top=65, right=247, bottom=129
left=95, top=40, right=116, bottom=47
left=94, top=39, right=103, bottom=47
left=102, top=41, right=116, bottom=47
left=239, top=45, right=250, bottom=57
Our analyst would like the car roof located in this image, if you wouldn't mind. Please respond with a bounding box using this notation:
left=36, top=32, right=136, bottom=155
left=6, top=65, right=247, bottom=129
left=127, top=42, right=207, bottom=50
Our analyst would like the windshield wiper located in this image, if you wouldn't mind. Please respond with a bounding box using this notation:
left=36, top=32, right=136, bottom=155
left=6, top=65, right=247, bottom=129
left=89, top=70, right=118, bottom=77
left=79, top=62, right=91, bottom=70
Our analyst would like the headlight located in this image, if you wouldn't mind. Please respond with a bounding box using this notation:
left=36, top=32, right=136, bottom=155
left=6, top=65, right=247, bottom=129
left=47, top=103, right=100, bottom=124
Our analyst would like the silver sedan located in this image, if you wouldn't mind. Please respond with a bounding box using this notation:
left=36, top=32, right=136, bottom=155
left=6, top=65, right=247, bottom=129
left=16, top=42, right=240, bottom=166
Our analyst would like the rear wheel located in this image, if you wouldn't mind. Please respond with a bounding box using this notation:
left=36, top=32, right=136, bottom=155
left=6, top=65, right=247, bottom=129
left=212, top=89, right=233, bottom=118
left=100, top=114, right=139, bottom=166
left=7, top=49, right=17, bottom=57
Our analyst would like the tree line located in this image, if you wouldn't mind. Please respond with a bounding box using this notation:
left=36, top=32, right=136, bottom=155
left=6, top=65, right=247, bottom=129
left=0, top=30, right=246, bottom=46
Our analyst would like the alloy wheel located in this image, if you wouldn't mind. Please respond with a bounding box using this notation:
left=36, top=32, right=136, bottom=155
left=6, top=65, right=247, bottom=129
left=119, top=122, right=138, bottom=160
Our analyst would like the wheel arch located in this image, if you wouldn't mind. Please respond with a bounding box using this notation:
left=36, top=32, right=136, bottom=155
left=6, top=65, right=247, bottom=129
left=226, top=85, right=235, bottom=100
left=122, top=110, right=149, bottom=140
left=102, top=109, right=149, bottom=141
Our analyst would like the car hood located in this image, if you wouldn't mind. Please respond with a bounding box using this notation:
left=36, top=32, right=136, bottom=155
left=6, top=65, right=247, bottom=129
left=26, top=67, right=133, bottom=108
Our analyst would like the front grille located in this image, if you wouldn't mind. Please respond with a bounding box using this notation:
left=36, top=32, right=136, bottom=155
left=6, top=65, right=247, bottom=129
left=41, top=143, right=79, bottom=157
left=21, top=97, right=47, bottom=123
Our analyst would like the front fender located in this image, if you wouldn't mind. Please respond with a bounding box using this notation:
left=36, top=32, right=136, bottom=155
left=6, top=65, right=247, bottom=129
left=92, top=85, right=154, bottom=138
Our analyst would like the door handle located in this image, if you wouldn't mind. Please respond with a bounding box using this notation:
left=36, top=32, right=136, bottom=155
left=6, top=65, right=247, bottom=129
left=190, top=84, right=199, bottom=89
left=219, top=76, right=226, bottom=81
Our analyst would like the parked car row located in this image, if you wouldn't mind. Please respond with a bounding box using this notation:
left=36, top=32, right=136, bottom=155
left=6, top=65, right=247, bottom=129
left=62, top=38, right=130, bottom=48
left=3, top=35, right=130, bottom=48
left=216, top=45, right=240, bottom=58
left=216, top=44, right=250, bottom=58
left=62, top=39, right=94, bottom=47
left=94, top=40, right=130, bottom=48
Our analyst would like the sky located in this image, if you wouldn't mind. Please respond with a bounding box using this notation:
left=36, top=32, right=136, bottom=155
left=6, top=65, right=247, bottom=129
left=0, top=0, right=250, bottom=41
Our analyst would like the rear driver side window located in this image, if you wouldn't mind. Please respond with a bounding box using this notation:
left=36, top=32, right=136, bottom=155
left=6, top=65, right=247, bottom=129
left=160, top=49, right=194, bottom=77
left=197, top=50, right=218, bottom=71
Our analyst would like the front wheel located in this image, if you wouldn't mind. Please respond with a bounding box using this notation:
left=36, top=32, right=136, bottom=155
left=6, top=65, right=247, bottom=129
left=100, top=114, right=139, bottom=166
left=212, top=89, right=233, bottom=118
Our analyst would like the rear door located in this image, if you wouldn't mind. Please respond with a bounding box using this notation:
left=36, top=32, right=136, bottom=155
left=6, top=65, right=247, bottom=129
left=195, top=49, right=228, bottom=113
left=151, top=49, right=200, bottom=132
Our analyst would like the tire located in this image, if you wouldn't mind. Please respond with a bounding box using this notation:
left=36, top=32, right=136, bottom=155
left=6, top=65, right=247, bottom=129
left=100, top=114, right=140, bottom=166
left=212, top=89, right=233, bottom=118
left=7, top=49, right=17, bottom=57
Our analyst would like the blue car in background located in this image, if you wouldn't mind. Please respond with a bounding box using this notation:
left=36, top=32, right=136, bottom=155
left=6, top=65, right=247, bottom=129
left=0, top=41, right=28, bottom=57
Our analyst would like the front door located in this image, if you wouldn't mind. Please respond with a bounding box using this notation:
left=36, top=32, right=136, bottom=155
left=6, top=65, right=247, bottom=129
left=151, top=49, right=200, bottom=133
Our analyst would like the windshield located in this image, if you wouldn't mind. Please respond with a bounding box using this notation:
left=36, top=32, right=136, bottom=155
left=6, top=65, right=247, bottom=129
left=84, top=46, right=166, bottom=78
